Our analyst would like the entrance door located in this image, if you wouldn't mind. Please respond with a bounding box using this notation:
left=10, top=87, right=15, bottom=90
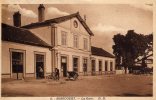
left=99, top=60, right=102, bottom=75
left=61, top=56, right=67, bottom=77
left=110, top=62, right=113, bottom=71
left=83, top=58, right=88, bottom=75
left=12, top=52, right=24, bottom=79
left=91, top=60, right=96, bottom=75
left=35, top=54, right=44, bottom=79
left=105, top=61, right=108, bottom=71
left=73, top=58, right=78, bottom=72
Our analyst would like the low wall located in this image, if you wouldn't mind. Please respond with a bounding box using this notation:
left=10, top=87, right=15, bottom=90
left=116, top=70, right=125, bottom=74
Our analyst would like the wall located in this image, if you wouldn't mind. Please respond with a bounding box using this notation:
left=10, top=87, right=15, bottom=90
left=30, top=26, right=52, bottom=45
left=91, top=55, right=115, bottom=74
left=55, top=17, right=91, bottom=52
left=2, top=41, right=52, bottom=78
left=54, top=49, right=115, bottom=76
left=56, top=48, right=91, bottom=76
left=50, top=17, right=92, bottom=76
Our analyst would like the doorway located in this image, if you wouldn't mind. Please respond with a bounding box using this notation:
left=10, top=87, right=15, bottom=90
left=105, top=61, right=108, bottom=71
left=99, top=60, right=102, bottom=75
left=12, top=52, right=24, bottom=79
left=91, top=60, right=96, bottom=75
left=73, top=57, right=78, bottom=72
left=83, top=58, right=88, bottom=75
left=110, top=62, right=113, bottom=71
left=35, top=54, right=45, bottom=79
left=61, top=56, right=67, bottom=77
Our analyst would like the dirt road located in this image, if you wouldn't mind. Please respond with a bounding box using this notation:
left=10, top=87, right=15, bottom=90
left=1, top=74, right=153, bottom=97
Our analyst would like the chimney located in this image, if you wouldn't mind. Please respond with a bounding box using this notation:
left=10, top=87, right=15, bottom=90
left=13, top=11, right=21, bottom=27
left=38, top=4, right=45, bottom=22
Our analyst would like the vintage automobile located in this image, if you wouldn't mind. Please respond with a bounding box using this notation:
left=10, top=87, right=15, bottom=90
left=67, top=71, right=79, bottom=80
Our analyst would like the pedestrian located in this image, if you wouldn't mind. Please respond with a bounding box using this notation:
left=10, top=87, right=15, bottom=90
left=54, top=68, right=57, bottom=80
left=57, top=68, right=60, bottom=80
left=39, top=66, right=44, bottom=78
left=55, top=68, right=60, bottom=80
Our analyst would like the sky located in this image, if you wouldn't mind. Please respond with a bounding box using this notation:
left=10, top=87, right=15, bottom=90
left=2, top=4, right=153, bottom=54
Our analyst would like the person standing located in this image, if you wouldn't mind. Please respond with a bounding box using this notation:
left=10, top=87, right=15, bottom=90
left=55, top=68, right=60, bottom=80
left=39, top=66, right=44, bottom=78
left=57, top=68, right=60, bottom=80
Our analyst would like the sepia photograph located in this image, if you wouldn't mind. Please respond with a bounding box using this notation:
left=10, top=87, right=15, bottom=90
left=1, top=2, right=153, bottom=99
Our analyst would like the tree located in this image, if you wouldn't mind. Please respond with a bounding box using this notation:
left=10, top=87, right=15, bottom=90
left=112, top=34, right=125, bottom=69
left=138, top=33, right=153, bottom=68
left=112, top=30, right=152, bottom=73
left=145, top=33, right=153, bottom=54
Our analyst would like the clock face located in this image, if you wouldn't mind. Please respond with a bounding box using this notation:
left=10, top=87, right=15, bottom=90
left=73, top=20, right=78, bottom=28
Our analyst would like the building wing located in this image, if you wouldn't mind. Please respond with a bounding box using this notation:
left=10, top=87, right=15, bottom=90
left=2, top=23, right=52, bottom=48
left=91, top=46, right=115, bottom=58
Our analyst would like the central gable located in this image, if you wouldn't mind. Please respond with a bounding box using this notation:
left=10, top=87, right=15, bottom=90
left=21, top=12, right=94, bottom=36
left=56, top=17, right=90, bottom=36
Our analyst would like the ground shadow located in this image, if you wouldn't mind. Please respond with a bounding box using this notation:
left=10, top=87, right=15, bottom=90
left=147, top=83, right=153, bottom=85
left=65, top=79, right=76, bottom=81
left=2, top=92, right=34, bottom=97
left=116, top=93, right=153, bottom=97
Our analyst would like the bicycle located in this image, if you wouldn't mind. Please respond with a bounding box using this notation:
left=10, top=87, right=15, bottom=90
left=45, top=72, right=58, bottom=80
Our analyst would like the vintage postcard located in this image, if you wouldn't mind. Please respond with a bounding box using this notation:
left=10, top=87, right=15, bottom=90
left=0, top=0, right=155, bottom=100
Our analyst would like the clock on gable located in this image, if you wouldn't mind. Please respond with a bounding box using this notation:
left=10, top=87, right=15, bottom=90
left=73, top=20, right=78, bottom=28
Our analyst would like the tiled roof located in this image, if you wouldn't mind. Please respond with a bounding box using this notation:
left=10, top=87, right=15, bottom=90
left=21, top=12, right=94, bottom=36
left=2, top=23, right=52, bottom=48
left=91, top=46, right=115, bottom=58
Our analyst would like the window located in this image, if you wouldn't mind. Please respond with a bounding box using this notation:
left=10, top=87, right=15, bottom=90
left=99, top=60, right=102, bottom=71
left=12, top=52, right=24, bottom=73
left=91, top=59, right=96, bottom=75
left=10, top=49, right=25, bottom=79
left=92, top=60, right=96, bottom=72
left=73, top=35, right=79, bottom=48
left=73, top=20, right=78, bottom=28
left=110, top=62, right=113, bottom=71
left=73, top=58, right=78, bottom=72
left=36, top=54, right=44, bottom=62
left=61, top=31, right=67, bottom=46
left=83, top=58, right=88, bottom=72
left=83, top=38, right=88, bottom=50
left=105, top=61, right=108, bottom=71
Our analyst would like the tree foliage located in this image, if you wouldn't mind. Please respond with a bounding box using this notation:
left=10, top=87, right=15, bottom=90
left=112, top=30, right=153, bottom=71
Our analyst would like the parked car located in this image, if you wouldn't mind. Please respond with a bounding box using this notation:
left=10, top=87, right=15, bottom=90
left=67, top=71, right=79, bottom=80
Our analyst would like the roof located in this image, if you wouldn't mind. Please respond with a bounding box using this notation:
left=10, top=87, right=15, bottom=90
left=91, top=46, right=115, bottom=58
left=2, top=23, right=52, bottom=48
left=21, top=12, right=94, bottom=36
